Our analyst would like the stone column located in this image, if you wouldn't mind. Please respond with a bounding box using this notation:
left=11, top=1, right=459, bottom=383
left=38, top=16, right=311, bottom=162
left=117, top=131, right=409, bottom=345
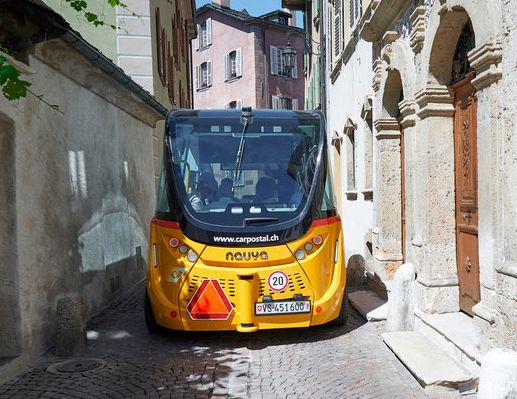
left=468, top=39, right=504, bottom=349
left=414, top=85, right=458, bottom=313
left=372, top=118, right=403, bottom=282
left=399, top=100, right=417, bottom=266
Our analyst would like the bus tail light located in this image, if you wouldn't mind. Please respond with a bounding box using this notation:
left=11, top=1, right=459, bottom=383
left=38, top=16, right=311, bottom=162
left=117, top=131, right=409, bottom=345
left=312, top=235, right=323, bottom=246
left=169, top=237, right=180, bottom=248
left=295, top=249, right=305, bottom=260
left=304, top=242, right=314, bottom=252
left=187, top=251, right=198, bottom=263
left=178, top=244, right=189, bottom=254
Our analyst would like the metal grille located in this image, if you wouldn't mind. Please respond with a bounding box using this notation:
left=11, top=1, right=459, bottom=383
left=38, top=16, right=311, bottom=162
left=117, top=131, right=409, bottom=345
left=188, top=275, right=236, bottom=297
left=259, top=272, right=306, bottom=296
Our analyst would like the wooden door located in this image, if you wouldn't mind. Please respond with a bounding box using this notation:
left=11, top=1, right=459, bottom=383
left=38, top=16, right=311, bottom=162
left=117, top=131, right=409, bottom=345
left=400, top=127, right=406, bottom=261
left=453, top=73, right=480, bottom=316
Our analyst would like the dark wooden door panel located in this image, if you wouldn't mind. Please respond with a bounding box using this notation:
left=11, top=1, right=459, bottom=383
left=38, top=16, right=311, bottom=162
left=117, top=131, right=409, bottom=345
left=453, top=73, right=480, bottom=316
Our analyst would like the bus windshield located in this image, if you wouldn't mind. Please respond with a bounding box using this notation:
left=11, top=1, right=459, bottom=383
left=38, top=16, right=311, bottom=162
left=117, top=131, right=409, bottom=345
left=165, top=111, right=322, bottom=228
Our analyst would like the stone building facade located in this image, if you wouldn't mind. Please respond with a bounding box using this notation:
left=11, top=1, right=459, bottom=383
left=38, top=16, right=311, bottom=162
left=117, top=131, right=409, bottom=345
left=149, top=0, right=196, bottom=185
left=325, top=0, right=515, bottom=375
left=192, top=0, right=304, bottom=111
left=0, top=0, right=165, bottom=384
left=46, top=0, right=156, bottom=93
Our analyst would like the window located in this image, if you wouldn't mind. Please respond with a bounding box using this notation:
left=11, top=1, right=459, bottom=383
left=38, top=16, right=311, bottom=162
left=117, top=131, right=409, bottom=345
left=270, top=46, right=297, bottom=78
left=272, top=96, right=298, bottom=110
left=224, top=49, right=242, bottom=81
left=278, top=15, right=288, bottom=25
left=196, top=18, right=212, bottom=50
left=349, top=0, right=362, bottom=29
left=195, top=61, right=212, bottom=90
left=225, top=100, right=242, bottom=109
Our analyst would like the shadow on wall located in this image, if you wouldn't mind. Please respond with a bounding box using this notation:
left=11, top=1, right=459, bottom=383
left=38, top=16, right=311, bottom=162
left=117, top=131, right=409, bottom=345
left=0, top=114, right=22, bottom=363
left=76, top=194, right=149, bottom=317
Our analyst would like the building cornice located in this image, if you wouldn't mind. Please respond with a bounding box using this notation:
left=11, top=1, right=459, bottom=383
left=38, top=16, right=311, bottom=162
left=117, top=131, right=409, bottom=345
left=416, top=85, right=455, bottom=119
left=469, top=39, right=503, bottom=91
left=374, top=118, right=401, bottom=138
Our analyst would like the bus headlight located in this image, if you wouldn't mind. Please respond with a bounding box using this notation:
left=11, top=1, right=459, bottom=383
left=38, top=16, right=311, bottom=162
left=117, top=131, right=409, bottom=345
left=187, top=251, right=198, bottom=263
left=295, top=249, right=305, bottom=260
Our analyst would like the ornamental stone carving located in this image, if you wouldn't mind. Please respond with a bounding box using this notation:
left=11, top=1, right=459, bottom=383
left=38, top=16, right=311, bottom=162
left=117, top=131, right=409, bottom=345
left=415, top=85, right=455, bottom=118
left=469, top=39, right=503, bottom=90
left=372, top=59, right=383, bottom=92
left=409, top=6, right=425, bottom=53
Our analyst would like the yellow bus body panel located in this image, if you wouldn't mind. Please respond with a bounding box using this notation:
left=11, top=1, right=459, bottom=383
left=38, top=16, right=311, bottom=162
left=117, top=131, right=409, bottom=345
left=147, top=219, right=346, bottom=332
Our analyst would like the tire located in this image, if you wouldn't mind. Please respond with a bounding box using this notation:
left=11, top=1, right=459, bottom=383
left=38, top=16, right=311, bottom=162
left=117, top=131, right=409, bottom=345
left=144, top=290, right=163, bottom=333
left=331, top=285, right=349, bottom=326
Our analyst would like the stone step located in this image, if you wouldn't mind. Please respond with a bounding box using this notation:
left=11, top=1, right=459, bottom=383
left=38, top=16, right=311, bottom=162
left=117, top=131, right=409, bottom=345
left=415, top=310, right=482, bottom=374
left=348, top=289, right=387, bottom=321
left=383, top=331, right=475, bottom=391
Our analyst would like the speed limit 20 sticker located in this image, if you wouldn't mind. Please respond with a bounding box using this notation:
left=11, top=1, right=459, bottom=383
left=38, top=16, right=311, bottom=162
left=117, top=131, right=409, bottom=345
left=267, top=270, right=289, bottom=292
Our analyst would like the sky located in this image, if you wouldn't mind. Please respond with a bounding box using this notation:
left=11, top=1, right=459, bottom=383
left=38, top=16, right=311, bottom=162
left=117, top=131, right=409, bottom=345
left=195, top=0, right=303, bottom=27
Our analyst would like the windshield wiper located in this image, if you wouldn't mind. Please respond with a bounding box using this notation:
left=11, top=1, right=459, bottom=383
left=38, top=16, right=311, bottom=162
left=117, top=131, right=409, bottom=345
left=244, top=217, right=279, bottom=225
left=232, top=107, right=253, bottom=191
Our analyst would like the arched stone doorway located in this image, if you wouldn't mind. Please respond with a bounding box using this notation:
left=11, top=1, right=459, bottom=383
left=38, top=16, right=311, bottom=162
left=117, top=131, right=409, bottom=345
left=417, top=3, right=502, bottom=315
left=0, top=113, right=21, bottom=361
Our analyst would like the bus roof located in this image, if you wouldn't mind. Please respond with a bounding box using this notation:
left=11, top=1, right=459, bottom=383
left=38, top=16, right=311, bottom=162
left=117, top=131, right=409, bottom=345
left=166, top=108, right=323, bottom=121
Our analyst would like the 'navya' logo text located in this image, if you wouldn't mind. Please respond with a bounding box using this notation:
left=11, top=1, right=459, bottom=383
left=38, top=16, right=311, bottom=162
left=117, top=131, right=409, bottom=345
left=226, top=251, right=269, bottom=261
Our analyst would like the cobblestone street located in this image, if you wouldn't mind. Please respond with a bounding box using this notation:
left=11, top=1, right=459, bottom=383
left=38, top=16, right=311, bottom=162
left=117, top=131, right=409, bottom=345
left=1, top=283, right=438, bottom=398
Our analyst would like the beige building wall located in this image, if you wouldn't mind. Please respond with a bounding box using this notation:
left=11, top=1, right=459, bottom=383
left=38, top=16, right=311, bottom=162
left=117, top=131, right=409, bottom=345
left=116, top=0, right=154, bottom=93
left=0, top=36, right=163, bottom=383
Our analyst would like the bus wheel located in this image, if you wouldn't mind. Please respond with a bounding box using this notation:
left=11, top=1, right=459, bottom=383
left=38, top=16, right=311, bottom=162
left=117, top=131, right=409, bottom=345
left=332, top=285, right=349, bottom=326
left=145, top=291, right=162, bottom=333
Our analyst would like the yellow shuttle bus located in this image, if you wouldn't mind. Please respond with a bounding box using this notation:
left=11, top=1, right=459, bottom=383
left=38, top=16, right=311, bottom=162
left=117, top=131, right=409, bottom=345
left=146, top=108, right=348, bottom=332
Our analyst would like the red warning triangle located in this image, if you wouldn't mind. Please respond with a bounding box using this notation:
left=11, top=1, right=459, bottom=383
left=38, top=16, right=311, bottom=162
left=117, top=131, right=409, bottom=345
left=186, top=279, right=233, bottom=320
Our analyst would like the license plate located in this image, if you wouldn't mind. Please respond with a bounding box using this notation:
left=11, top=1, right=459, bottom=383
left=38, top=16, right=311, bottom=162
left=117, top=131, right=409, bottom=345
left=255, top=300, right=311, bottom=315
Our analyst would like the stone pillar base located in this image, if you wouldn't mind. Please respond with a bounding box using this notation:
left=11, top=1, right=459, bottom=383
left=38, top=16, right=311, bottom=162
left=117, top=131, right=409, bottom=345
left=416, top=280, right=459, bottom=314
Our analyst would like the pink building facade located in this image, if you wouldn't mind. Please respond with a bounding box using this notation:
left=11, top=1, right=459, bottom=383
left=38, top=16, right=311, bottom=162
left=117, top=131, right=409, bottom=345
left=192, top=1, right=304, bottom=110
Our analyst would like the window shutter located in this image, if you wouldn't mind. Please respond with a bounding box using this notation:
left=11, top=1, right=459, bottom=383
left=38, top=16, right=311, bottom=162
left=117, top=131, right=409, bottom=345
left=206, top=18, right=212, bottom=46
left=195, top=65, right=200, bottom=90
left=270, top=46, right=278, bottom=75
left=207, top=60, right=212, bottom=86
left=334, top=0, right=342, bottom=57
left=292, top=99, right=299, bottom=110
left=236, top=48, right=242, bottom=77
left=224, top=53, right=229, bottom=81
left=272, top=95, right=280, bottom=109
left=196, top=24, right=200, bottom=50
left=237, top=99, right=242, bottom=109
left=292, top=51, right=298, bottom=78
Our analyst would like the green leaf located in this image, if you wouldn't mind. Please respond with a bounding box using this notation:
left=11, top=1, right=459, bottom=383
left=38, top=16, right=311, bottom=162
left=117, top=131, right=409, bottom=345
left=0, top=65, right=20, bottom=85
left=2, top=77, right=31, bottom=100
left=69, top=0, right=87, bottom=12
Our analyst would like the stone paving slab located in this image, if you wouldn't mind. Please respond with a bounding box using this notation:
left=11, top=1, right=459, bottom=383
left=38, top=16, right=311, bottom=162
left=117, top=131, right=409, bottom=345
left=383, top=331, right=474, bottom=390
left=0, top=282, right=454, bottom=398
left=349, top=289, right=387, bottom=321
